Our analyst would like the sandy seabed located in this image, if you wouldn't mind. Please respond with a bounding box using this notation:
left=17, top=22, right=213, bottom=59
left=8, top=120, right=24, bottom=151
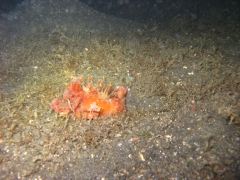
left=0, top=0, right=239, bottom=179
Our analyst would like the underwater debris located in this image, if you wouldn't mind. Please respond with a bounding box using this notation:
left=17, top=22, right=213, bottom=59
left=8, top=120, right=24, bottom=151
left=50, top=76, right=127, bottom=119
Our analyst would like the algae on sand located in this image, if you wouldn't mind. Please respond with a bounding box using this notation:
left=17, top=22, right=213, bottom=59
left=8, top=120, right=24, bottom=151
left=0, top=0, right=240, bottom=179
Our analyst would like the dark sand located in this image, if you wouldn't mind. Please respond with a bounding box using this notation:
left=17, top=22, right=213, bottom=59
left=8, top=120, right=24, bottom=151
left=0, top=0, right=239, bottom=179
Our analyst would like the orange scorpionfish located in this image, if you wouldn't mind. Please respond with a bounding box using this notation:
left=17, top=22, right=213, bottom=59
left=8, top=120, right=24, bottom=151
left=50, top=76, right=127, bottom=119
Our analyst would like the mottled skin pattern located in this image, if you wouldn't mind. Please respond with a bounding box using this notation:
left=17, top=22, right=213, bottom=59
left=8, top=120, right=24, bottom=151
left=50, top=76, right=126, bottom=119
